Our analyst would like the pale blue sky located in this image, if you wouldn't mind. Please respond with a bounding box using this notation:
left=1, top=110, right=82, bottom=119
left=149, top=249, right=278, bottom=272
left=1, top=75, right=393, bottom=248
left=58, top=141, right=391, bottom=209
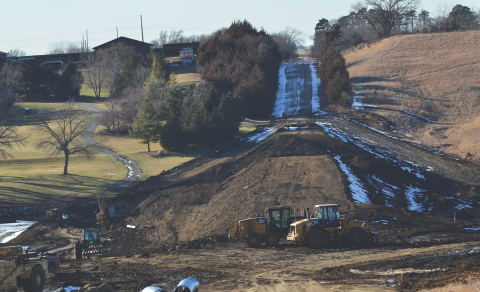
left=1, top=0, right=478, bottom=56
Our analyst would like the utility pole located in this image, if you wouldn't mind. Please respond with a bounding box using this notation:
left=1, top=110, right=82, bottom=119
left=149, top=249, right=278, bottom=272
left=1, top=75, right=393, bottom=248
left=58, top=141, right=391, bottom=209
left=86, top=29, right=89, bottom=51
left=116, top=27, right=118, bottom=38
left=140, top=15, right=144, bottom=42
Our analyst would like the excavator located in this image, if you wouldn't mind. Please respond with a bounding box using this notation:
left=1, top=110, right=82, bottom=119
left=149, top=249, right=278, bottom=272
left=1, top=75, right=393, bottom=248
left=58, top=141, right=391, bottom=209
left=229, top=206, right=305, bottom=248
left=96, top=193, right=116, bottom=226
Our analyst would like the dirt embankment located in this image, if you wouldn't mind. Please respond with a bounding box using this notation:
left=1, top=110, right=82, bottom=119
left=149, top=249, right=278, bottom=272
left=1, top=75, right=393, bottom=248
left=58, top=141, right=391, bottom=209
left=4, top=117, right=480, bottom=291
left=345, top=31, right=480, bottom=161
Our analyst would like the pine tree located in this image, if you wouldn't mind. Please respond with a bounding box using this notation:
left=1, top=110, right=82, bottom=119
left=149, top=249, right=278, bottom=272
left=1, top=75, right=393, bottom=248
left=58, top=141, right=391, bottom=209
left=54, top=62, right=83, bottom=100
left=130, top=95, right=161, bottom=152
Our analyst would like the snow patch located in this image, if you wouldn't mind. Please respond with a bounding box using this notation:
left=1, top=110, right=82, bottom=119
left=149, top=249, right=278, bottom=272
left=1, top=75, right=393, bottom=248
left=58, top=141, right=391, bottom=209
left=405, top=186, right=426, bottom=212
left=272, top=64, right=287, bottom=118
left=0, top=220, right=37, bottom=243
left=334, top=156, right=371, bottom=204
left=310, top=63, right=321, bottom=113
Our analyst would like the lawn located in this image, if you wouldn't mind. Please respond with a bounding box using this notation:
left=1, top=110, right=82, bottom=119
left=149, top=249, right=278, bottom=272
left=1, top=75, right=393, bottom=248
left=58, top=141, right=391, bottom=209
left=170, top=65, right=203, bottom=87
left=93, top=117, right=269, bottom=180
left=94, top=126, right=213, bottom=180
left=0, top=103, right=125, bottom=207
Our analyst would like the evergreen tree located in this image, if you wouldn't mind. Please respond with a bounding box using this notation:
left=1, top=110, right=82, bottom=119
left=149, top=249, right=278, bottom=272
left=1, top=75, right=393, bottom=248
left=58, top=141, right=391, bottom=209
left=159, top=89, right=186, bottom=150
left=19, top=61, right=57, bottom=99
left=150, top=52, right=171, bottom=82
left=197, top=20, right=281, bottom=119
left=54, top=62, right=83, bottom=100
left=130, top=95, right=161, bottom=152
left=319, top=42, right=352, bottom=107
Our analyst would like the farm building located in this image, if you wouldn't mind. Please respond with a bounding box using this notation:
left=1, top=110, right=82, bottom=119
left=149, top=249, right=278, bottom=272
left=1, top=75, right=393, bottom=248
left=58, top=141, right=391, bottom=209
left=93, top=36, right=153, bottom=56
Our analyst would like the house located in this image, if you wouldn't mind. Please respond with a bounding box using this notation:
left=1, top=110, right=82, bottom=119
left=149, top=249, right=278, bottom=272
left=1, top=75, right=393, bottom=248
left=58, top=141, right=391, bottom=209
left=92, top=36, right=153, bottom=56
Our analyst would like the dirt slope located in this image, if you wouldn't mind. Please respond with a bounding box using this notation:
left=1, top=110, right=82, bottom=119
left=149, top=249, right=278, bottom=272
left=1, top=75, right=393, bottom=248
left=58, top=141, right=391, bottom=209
left=345, top=31, right=480, bottom=160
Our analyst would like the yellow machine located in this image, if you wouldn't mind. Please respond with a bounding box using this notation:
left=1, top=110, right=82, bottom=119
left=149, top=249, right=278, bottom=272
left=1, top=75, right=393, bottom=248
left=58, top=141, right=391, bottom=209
left=287, top=204, right=378, bottom=248
left=96, top=194, right=116, bottom=226
left=0, top=246, right=54, bottom=292
left=229, top=206, right=305, bottom=248
left=45, top=208, right=61, bottom=221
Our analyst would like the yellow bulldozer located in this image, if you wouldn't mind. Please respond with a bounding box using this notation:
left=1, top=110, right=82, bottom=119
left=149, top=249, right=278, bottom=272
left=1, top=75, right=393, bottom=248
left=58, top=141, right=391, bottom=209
left=287, top=204, right=378, bottom=248
left=0, top=246, right=54, bottom=292
left=45, top=208, right=62, bottom=221
left=229, top=206, right=305, bottom=248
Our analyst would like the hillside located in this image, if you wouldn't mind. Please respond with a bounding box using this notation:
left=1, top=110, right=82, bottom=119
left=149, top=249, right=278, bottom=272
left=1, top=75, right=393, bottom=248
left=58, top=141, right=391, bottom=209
left=345, top=31, right=480, bottom=160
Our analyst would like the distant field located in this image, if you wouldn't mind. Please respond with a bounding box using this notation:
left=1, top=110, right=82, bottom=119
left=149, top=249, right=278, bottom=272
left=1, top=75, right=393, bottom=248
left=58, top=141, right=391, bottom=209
left=345, top=31, right=480, bottom=160
left=0, top=103, right=125, bottom=207
left=170, top=65, right=203, bottom=86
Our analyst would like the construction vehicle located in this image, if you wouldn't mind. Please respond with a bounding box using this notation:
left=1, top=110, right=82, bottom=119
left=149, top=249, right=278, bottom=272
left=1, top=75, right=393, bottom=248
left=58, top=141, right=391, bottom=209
left=229, top=206, right=305, bottom=248
left=96, top=194, right=116, bottom=226
left=73, top=229, right=111, bottom=259
left=45, top=208, right=62, bottom=221
left=287, top=204, right=378, bottom=248
left=0, top=246, right=54, bottom=292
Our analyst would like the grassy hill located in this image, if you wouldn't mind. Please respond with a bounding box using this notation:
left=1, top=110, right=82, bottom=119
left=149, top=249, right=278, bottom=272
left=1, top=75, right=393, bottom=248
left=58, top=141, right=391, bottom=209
left=345, top=31, right=480, bottom=160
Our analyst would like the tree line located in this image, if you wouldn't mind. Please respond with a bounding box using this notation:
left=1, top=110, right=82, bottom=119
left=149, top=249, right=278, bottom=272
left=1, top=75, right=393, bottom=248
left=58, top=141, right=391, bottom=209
left=312, top=0, right=480, bottom=56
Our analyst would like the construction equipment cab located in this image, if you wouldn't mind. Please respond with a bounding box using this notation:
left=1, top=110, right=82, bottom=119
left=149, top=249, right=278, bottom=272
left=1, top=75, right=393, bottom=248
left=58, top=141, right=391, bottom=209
left=73, top=229, right=111, bottom=259
left=287, top=204, right=378, bottom=248
left=0, top=246, right=54, bottom=292
left=229, top=206, right=304, bottom=248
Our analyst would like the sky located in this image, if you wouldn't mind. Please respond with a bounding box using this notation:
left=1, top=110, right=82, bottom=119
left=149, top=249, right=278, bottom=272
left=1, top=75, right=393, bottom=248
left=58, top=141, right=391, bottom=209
left=1, top=0, right=478, bottom=56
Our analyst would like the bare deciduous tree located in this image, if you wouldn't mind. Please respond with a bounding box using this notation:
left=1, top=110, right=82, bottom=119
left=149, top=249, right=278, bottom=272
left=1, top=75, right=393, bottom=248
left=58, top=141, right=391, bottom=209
left=48, top=41, right=83, bottom=54
left=7, top=49, right=26, bottom=57
left=36, top=100, right=94, bottom=175
left=150, top=30, right=213, bottom=47
left=362, top=0, right=420, bottom=38
left=100, top=99, right=122, bottom=131
left=82, top=42, right=133, bottom=99
left=82, top=51, right=107, bottom=99
left=0, top=63, right=26, bottom=159
left=271, top=27, right=304, bottom=60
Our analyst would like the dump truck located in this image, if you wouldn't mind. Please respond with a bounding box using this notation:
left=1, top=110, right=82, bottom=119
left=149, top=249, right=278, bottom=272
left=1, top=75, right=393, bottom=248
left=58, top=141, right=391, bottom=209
left=73, top=229, right=111, bottom=259
left=287, top=204, right=378, bottom=248
left=0, top=246, right=54, bottom=292
left=96, top=194, right=116, bottom=226
left=229, top=206, right=305, bottom=248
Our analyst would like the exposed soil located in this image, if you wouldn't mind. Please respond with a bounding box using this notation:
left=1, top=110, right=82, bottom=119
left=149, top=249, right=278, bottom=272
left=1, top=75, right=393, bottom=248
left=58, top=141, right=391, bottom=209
left=2, top=112, right=480, bottom=291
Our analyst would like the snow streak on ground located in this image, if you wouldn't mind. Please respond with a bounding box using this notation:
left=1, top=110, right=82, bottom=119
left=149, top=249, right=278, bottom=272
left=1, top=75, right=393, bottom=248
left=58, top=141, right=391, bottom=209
left=333, top=156, right=371, bottom=204
left=243, top=126, right=282, bottom=144
left=272, top=63, right=287, bottom=118
left=315, top=121, right=473, bottom=213
left=0, top=220, right=37, bottom=243
left=310, top=63, right=321, bottom=114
